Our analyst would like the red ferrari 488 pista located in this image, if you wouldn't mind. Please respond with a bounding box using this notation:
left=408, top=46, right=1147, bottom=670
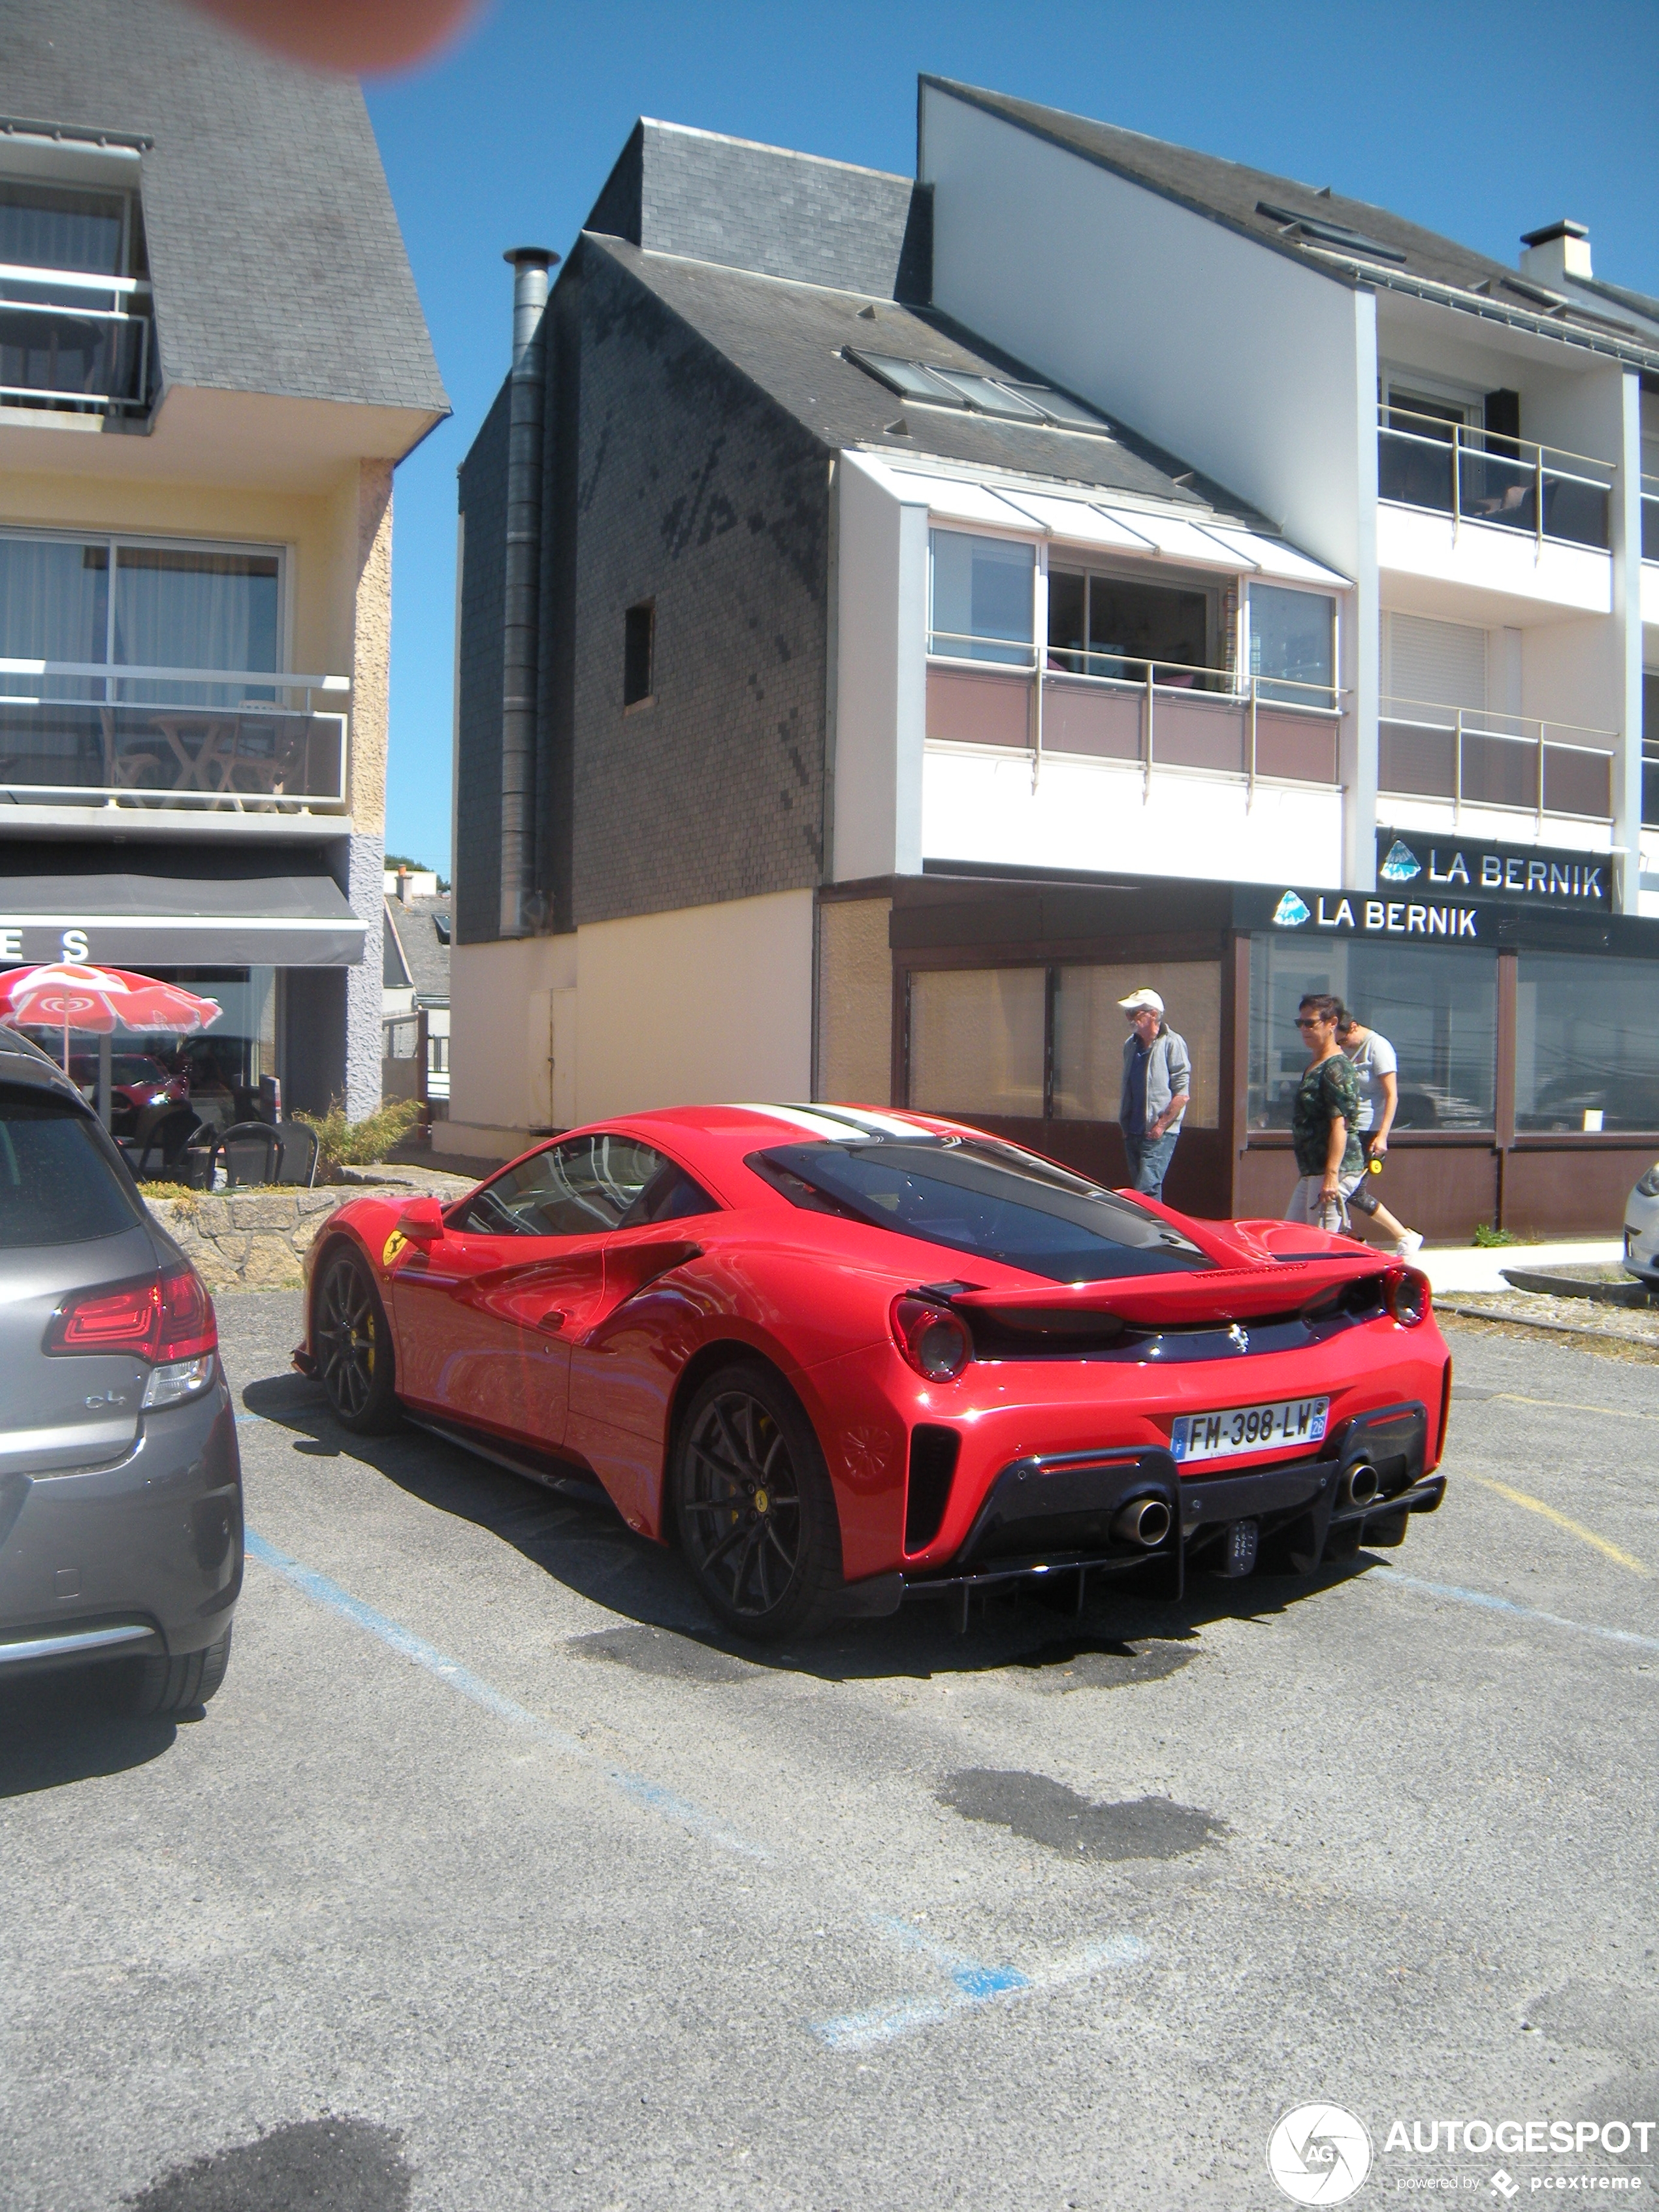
left=295, top=1104, right=1450, bottom=1639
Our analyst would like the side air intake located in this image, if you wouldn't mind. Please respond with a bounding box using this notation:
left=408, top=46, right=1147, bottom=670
left=905, top=1426, right=959, bottom=1553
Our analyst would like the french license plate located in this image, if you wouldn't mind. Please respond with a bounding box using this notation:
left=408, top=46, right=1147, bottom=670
left=1170, top=1396, right=1329, bottom=1464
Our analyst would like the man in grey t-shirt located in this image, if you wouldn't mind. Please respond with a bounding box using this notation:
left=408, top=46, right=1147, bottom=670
left=1118, top=987, right=1191, bottom=1202
left=1339, top=1011, right=1423, bottom=1258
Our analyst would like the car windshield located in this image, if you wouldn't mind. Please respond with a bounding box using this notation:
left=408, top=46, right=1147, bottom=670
left=0, top=1091, right=144, bottom=1249
left=753, top=1138, right=1212, bottom=1283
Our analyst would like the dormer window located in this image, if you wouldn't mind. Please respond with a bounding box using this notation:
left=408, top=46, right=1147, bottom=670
left=0, top=176, right=155, bottom=417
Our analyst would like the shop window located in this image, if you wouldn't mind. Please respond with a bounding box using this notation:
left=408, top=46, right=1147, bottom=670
left=1515, top=954, right=1659, bottom=1132
left=927, top=530, right=1034, bottom=665
left=909, top=967, right=1044, bottom=1118
left=623, top=601, right=654, bottom=706
left=39, top=969, right=276, bottom=1138
left=1248, top=935, right=1496, bottom=1132
left=1248, top=584, right=1335, bottom=709
left=1052, top=962, right=1221, bottom=1126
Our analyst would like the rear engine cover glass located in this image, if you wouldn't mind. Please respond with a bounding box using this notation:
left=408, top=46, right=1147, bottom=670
left=761, top=1138, right=1211, bottom=1282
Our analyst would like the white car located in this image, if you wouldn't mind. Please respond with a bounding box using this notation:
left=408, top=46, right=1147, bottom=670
left=1622, top=1162, right=1659, bottom=1283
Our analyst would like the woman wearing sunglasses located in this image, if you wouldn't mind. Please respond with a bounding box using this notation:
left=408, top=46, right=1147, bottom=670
left=1286, top=993, right=1364, bottom=1235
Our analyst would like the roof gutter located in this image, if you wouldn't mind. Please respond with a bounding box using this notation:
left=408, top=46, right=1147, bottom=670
left=1297, top=245, right=1659, bottom=376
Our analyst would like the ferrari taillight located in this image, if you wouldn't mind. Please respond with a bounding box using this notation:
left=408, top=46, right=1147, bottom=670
left=891, top=1294, right=971, bottom=1381
left=1385, top=1267, right=1430, bottom=1327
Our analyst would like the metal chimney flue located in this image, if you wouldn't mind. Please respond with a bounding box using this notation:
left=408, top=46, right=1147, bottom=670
left=498, top=246, right=559, bottom=940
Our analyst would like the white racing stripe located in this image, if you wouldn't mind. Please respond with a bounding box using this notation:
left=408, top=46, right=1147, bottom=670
left=730, top=1103, right=882, bottom=1143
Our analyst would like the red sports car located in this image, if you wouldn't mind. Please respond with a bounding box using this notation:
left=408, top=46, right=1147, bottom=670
left=295, top=1105, right=1451, bottom=1639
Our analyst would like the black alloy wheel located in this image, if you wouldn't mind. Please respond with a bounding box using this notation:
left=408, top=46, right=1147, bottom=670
left=673, top=1364, right=841, bottom=1641
left=314, top=1246, right=401, bottom=1434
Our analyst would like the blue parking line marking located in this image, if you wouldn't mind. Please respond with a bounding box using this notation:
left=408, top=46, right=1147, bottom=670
left=812, top=1928, right=1150, bottom=2053
left=1373, top=1567, right=1659, bottom=1655
left=245, top=1530, right=770, bottom=1863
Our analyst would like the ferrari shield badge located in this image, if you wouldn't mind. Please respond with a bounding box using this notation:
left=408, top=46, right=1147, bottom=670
left=382, top=1228, right=409, bottom=1269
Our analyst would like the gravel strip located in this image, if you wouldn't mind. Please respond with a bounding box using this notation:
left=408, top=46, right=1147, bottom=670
left=1438, top=1290, right=1659, bottom=1357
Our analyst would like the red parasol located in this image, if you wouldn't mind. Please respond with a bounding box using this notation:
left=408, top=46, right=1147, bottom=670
left=0, top=963, right=221, bottom=1072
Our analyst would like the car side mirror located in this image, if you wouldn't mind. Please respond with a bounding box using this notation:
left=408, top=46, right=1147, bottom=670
left=396, top=1196, right=445, bottom=1242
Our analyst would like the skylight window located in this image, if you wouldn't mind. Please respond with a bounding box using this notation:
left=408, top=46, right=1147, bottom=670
left=843, top=349, right=1112, bottom=435
left=1255, top=200, right=1408, bottom=264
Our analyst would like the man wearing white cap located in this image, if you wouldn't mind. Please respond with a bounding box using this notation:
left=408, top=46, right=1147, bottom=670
left=1118, top=987, right=1191, bottom=1201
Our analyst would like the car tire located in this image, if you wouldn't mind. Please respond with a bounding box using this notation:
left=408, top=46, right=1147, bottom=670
left=314, top=1243, right=402, bottom=1434
left=671, top=1361, right=842, bottom=1643
left=117, top=1624, right=233, bottom=1716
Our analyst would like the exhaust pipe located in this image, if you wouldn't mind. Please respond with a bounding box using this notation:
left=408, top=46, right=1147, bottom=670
left=1340, top=1461, right=1380, bottom=1510
left=1112, top=1496, right=1172, bottom=1548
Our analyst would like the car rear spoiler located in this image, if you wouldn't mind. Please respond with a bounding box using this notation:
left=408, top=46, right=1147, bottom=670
left=948, top=1248, right=1398, bottom=1331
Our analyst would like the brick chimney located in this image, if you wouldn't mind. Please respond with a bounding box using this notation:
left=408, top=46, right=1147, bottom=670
left=1519, top=219, right=1592, bottom=287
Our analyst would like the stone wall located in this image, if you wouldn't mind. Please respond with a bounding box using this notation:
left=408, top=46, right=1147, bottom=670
left=146, top=1185, right=393, bottom=1291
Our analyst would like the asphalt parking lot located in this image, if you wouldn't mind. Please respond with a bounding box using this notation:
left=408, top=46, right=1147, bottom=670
left=4, top=1294, right=1657, bottom=2212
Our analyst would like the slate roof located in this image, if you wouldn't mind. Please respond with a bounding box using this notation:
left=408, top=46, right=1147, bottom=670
left=7, top=0, right=449, bottom=415
left=587, top=117, right=931, bottom=303
left=383, top=893, right=450, bottom=1006
left=586, top=234, right=1274, bottom=525
left=924, top=78, right=1659, bottom=373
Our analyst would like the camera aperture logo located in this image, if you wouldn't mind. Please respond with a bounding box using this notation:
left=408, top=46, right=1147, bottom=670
left=1269, top=2104, right=1375, bottom=2204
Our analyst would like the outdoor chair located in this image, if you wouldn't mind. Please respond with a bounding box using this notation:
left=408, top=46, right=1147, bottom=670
left=212, top=1121, right=285, bottom=1188
left=127, top=1108, right=207, bottom=1180
left=271, top=1119, right=320, bottom=1187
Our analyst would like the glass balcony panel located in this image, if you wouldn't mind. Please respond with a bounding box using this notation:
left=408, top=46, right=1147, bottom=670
left=1460, top=728, right=1537, bottom=810
left=1379, top=716, right=1456, bottom=799
left=0, top=700, right=344, bottom=806
left=1541, top=473, right=1610, bottom=550
left=926, top=664, right=1030, bottom=748
left=1254, top=710, right=1338, bottom=783
left=1457, top=444, right=1535, bottom=532
left=1541, top=745, right=1612, bottom=820
left=1040, top=676, right=1140, bottom=760
left=1378, top=426, right=1454, bottom=513
left=1152, top=692, right=1246, bottom=774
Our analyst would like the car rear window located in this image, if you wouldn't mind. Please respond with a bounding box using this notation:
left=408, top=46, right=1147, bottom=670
left=752, top=1138, right=1212, bottom=1283
left=0, top=1092, right=144, bottom=1249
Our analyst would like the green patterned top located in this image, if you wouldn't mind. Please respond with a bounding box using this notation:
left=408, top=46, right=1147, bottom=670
left=1291, top=1054, right=1363, bottom=1179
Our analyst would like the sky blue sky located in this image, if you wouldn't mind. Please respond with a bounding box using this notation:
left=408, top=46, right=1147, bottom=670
left=364, top=0, right=1659, bottom=874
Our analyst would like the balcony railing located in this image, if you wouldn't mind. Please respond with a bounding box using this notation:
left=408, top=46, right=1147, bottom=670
left=1377, top=405, right=1613, bottom=551
left=1379, top=694, right=1617, bottom=827
left=0, top=261, right=155, bottom=416
left=926, top=639, right=1343, bottom=794
left=0, top=660, right=350, bottom=812
left=1642, top=477, right=1659, bottom=564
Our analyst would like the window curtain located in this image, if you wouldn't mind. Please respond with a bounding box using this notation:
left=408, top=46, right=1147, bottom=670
left=0, top=185, right=126, bottom=276
left=114, top=548, right=280, bottom=703
left=0, top=536, right=108, bottom=700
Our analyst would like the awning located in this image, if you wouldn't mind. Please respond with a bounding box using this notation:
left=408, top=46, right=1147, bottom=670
left=0, top=863, right=364, bottom=967
left=865, top=457, right=1351, bottom=589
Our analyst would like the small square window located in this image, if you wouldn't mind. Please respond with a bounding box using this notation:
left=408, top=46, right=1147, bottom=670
left=624, top=601, right=654, bottom=707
